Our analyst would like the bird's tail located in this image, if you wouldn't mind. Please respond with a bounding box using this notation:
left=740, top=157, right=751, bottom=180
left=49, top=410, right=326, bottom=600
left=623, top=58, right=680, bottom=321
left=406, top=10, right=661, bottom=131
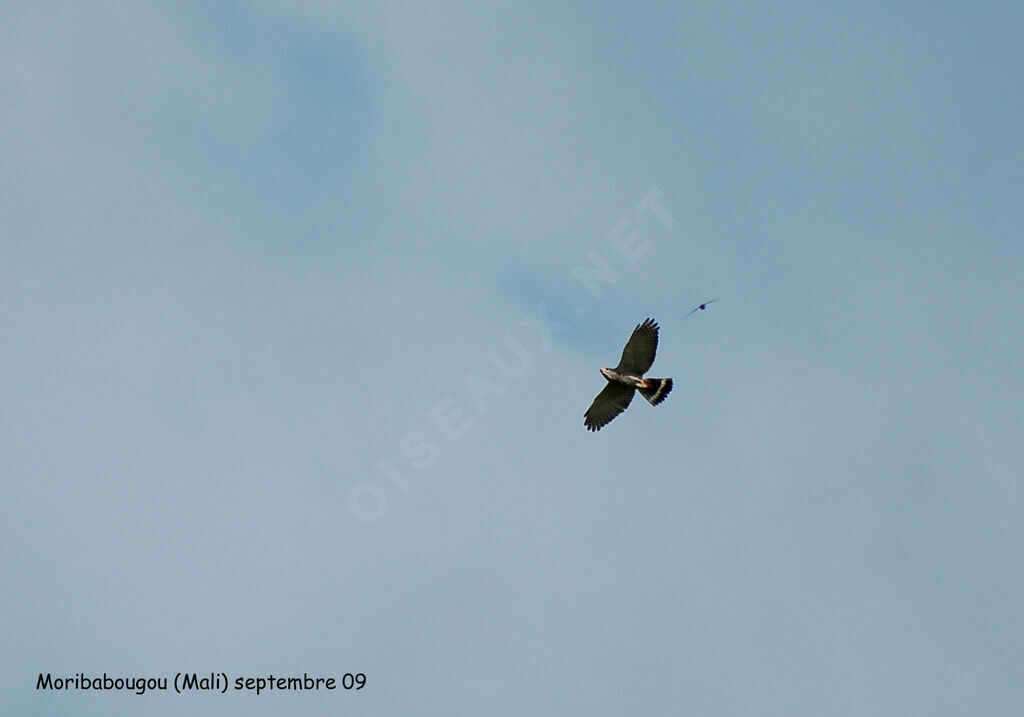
left=638, top=378, right=672, bottom=406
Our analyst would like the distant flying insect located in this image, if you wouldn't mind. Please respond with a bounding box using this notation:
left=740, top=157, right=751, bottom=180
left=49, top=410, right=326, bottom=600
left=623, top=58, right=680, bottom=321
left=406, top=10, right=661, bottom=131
left=584, top=318, right=673, bottom=432
left=685, top=299, right=718, bottom=318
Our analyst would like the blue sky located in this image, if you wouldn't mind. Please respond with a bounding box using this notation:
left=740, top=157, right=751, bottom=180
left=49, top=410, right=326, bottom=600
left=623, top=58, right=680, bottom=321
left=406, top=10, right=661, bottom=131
left=3, top=2, right=1022, bottom=715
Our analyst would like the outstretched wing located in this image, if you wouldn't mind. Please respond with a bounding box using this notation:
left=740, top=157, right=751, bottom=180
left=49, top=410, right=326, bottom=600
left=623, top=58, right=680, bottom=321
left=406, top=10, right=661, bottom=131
left=584, top=382, right=635, bottom=432
left=615, top=318, right=659, bottom=375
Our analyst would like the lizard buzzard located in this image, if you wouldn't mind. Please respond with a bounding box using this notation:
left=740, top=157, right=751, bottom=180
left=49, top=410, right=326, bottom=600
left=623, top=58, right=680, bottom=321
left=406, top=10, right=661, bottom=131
left=685, top=299, right=718, bottom=317
left=584, top=318, right=673, bottom=431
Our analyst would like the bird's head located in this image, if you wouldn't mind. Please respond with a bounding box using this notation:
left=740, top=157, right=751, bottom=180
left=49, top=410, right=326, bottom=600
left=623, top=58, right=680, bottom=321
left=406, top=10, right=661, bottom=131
left=600, top=367, right=615, bottom=381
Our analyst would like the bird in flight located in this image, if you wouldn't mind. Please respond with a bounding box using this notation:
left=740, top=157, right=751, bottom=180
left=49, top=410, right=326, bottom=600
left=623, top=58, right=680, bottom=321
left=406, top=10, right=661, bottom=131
left=685, top=299, right=718, bottom=318
left=584, top=318, right=673, bottom=431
